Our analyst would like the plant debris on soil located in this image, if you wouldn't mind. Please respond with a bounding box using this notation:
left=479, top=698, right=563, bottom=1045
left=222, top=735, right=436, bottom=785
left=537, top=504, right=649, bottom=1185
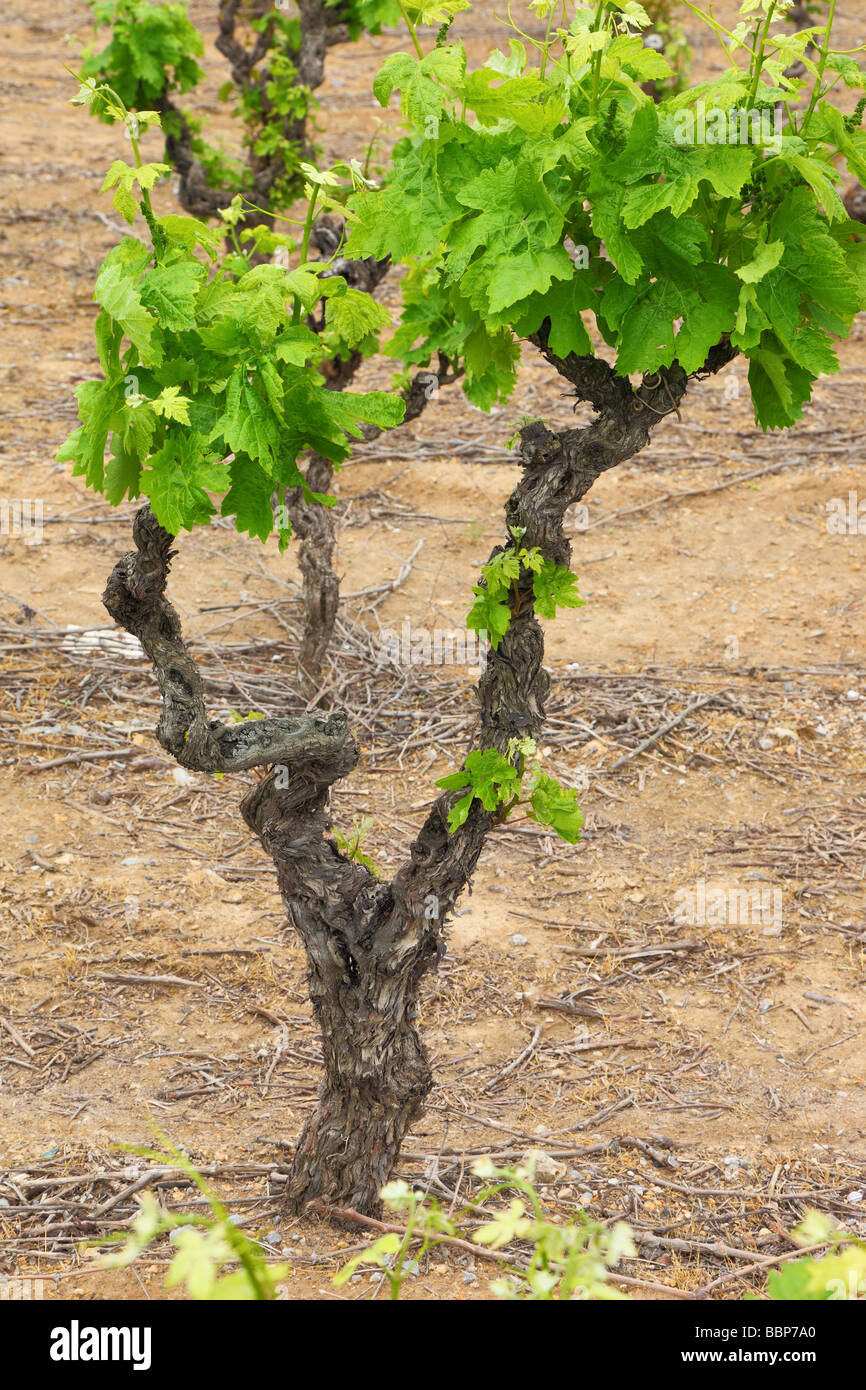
left=0, top=0, right=864, bottom=1300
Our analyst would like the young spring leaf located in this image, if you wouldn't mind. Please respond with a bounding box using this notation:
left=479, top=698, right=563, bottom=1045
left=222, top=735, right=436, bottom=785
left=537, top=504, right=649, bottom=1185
left=527, top=774, right=585, bottom=844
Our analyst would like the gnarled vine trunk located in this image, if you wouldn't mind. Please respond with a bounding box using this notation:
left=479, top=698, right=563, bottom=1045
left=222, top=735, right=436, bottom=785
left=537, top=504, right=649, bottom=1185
left=240, top=730, right=436, bottom=1212
left=286, top=453, right=342, bottom=692
left=104, top=333, right=735, bottom=1215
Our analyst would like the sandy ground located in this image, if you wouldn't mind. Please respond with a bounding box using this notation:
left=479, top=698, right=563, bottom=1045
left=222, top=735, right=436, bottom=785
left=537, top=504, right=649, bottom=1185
left=0, top=1, right=864, bottom=1300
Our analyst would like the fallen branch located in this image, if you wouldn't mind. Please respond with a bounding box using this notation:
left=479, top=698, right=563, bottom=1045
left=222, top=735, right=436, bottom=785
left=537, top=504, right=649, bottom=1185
left=692, top=1241, right=837, bottom=1298
left=609, top=694, right=729, bottom=771
left=305, top=1198, right=512, bottom=1267
left=21, top=746, right=137, bottom=773
left=94, top=972, right=208, bottom=990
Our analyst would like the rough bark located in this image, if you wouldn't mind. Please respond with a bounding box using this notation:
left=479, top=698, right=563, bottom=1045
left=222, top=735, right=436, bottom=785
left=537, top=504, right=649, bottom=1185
left=289, top=453, right=342, bottom=690
left=156, top=0, right=347, bottom=231
left=104, top=335, right=736, bottom=1217
left=280, top=230, right=392, bottom=693
left=103, top=509, right=350, bottom=772
left=285, top=347, right=463, bottom=693
left=844, top=184, right=866, bottom=224
left=241, top=768, right=435, bottom=1212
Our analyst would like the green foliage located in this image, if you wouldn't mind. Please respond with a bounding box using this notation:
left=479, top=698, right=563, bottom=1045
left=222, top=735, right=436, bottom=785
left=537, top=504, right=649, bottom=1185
left=94, top=1136, right=288, bottom=1300
left=324, top=285, right=392, bottom=359
left=437, top=747, right=522, bottom=827
left=642, top=0, right=692, bottom=96
left=230, top=15, right=311, bottom=211
left=336, top=0, right=404, bottom=42
left=388, top=252, right=522, bottom=410
left=81, top=0, right=312, bottom=210
left=57, top=86, right=405, bottom=547
left=436, top=736, right=584, bottom=842
left=333, top=817, right=380, bottom=876
left=347, top=0, right=866, bottom=430
left=334, top=1156, right=632, bottom=1300
left=458, top=517, right=586, bottom=736
left=80, top=0, right=414, bottom=216
left=80, top=0, right=204, bottom=112
left=761, top=1211, right=866, bottom=1301
left=334, top=1180, right=457, bottom=1298
left=466, top=534, right=584, bottom=651
left=101, top=157, right=170, bottom=224
left=470, top=1154, right=633, bottom=1299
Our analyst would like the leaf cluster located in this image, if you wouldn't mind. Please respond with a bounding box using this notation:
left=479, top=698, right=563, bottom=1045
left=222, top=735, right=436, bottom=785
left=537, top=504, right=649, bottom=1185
left=93, top=1136, right=287, bottom=1300
left=347, top=0, right=866, bottom=427
left=80, top=0, right=204, bottom=112
left=436, top=735, right=585, bottom=843
left=334, top=1157, right=634, bottom=1300
left=466, top=534, right=584, bottom=650
left=58, top=100, right=404, bottom=548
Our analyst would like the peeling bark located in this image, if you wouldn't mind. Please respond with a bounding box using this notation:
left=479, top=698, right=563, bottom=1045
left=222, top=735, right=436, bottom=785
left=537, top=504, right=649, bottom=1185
left=102, top=509, right=350, bottom=771
left=285, top=346, right=463, bottom=693
left=104, top=337, right=736, bottom=1217
left=242, top=769, right=433, bottom=1212
left=288, top=453, right=342, bottom=690
left=280, top=230, right=394, bottom=693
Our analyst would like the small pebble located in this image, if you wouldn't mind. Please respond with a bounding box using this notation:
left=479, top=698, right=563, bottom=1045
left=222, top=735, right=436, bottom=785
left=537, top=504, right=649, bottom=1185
left=509, top=933, right=528, bottom=946
left=847, top=1191, right=863, bottom=1204
left=462, top=1271, right=477, bottom=1285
